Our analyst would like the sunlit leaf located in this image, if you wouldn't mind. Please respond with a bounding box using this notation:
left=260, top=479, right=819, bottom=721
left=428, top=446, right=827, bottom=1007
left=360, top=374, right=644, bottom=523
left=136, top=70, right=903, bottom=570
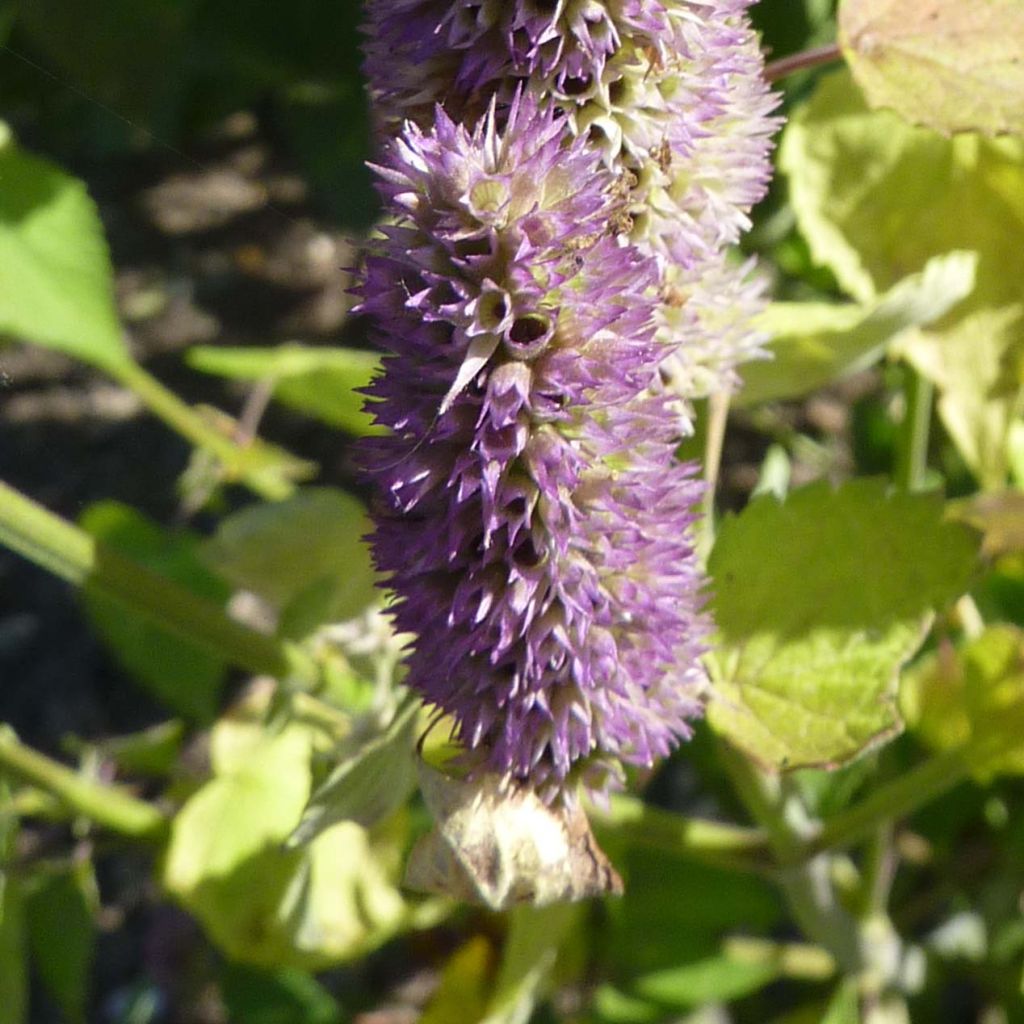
left=901, top=625, right=1024, bottom=780
left=420, top=937, right=495, bottom=1024
left=187, top=344, right=382, bottom=435
left=482, top=904, right=581, bottom=1024
left=781, top=70, right=1024, bottom=486
left=163, top=708, right=407, bottom=969
left=0, top=129, right=128, bottom=370
left=201, top=488, right=376, bottom=622
left=707, top=480, right=979, bottom=769
left=948, top=491, right=1024, bottom=558
left=630, top=955, right=780, bottom=1009
left=289, top=696, right=418, bottom=846
left=821, top=979, right=860, bottom=1023
left=839, top=0, right=1024, bottom=136
left=739, top=251, right=977, bottom=406
left=894, top=309, right=1024, bottom=489
left=80, top=502, right=229, bottom=722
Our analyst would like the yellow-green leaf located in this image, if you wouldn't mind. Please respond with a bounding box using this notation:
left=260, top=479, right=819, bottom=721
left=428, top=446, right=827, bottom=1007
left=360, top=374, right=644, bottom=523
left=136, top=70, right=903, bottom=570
left=839, top=0, right=1024, bottom=137
left=708, top=480, right=978, bottom=770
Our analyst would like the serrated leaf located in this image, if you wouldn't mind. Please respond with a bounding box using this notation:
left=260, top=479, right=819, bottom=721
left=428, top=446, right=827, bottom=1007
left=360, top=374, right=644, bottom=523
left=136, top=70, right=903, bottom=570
left=289, top=696, right=418, bottom=846
left=80, top=502, right=229, bottom=722
left=901, top=625, right=1024, bottom=780
left=707, top=480, right=978, bottom=770
left=781, top=70, right=1024, bottom=486
left=739, top=251, right=977, bottom=406
left=163, top=709, right=407, bottom=969
left=201, top=488, right=376, bottom=622
left=839, top=0, right=1024, bottom=136
left=0, top=131, right=128, bottom=370
left=187, top=344, right=382, bottom=435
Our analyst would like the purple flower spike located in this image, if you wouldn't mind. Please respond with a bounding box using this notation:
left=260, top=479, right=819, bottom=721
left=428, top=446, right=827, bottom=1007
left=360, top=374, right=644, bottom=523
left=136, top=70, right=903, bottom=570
left=363, top=0, right=781, bottom=408
left=358, top=98, right=709, bottom=797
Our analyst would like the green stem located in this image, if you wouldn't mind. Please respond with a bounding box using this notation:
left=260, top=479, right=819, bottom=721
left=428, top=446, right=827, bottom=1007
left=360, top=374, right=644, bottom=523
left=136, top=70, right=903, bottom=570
left=722, top=747, right=864, bottom=974
left=0, top=479, right=318, bottom=685
left=0, top=728, right=166, bottom=841
left=895, top=366, right=934, bottom=492
left=800, top=747, right=971, bottom=860
left=590, top=794, right=771, bottom=873
left=110, top=361, right=307, bottom=501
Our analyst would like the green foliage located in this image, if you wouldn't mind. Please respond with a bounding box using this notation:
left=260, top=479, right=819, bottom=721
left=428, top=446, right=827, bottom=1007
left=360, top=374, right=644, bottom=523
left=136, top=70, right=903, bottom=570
left=81, top=501, right=230, bottom=721
left=708, top=480, right=979, bottom=768
left=201, top=488, right=377, bottom=629
left=187, top=344, right=382, bottom=435
left=219, top=965, right=341, bottom=1024
left=0, top=127, right=127, bottom=370
left=781, top=69, right=1024, bottom=486
left=901, top=625, right=1024, bottom=779
left=839, top=0, right=1024, bottom=136
left=290, top=696, right=418, bottom=845
left=739, top=250, right=976, bottom=406
left=0, top=875, right=26, bottom=1024
left=25, top=865, right=96, bottom=1024
left=163, top=700, right=409, bottom=970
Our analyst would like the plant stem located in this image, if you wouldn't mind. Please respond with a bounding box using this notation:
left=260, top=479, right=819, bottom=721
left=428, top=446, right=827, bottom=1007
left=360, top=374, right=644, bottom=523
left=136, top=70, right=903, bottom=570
left=895, top=366, right=934, bottom=492
left=765, top=43, right=843, bottom=83
left=722, top=746, right=864, bottom=974
left=590, top=793, right=771, bottom=873
left=0, top=728, right=167, bottom=841
left=0, top=479, right=319, bottom=686
left=798, top=747, right=971, bottom=860
left=111, top=361, right=308, bottom=501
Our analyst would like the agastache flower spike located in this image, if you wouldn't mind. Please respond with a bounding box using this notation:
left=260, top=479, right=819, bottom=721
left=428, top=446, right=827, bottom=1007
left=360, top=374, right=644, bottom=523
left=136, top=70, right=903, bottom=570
left=363, top=0, right=780, bottom=404
left=358, top=97, right=708, bottom=797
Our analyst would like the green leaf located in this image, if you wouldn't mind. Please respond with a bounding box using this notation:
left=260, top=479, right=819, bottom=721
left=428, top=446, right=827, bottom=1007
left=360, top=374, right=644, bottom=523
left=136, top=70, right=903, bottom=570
left=820, top=979, right=860, bottom=1023
left=289, top=697, right=418, bottom=846
left=781, top=69, right=1024, bottom=486
left=420, top=937, right=496, bottom=1024
left=482, top=904, right=581, bottom=1024
left=630, top=955, right=780, bottom=1009
left=219, top=964, right=341, bottom=1024
left=26, top=867, right=96, bottom=1024
left=839, top=0, right=1024, bottom=136
left=0, top=871, right=27, bottom=1024
left=0, top=129, right=127, bottom=370
left=901, top=625, right=1024, bottom=780
left=187, top=345, right=382, bottom=435
left=707, top=480, right=979, bottom=769
left=80, top=502, right=230, bottom=721
left=163, top=709, right=407, bottom=969
left=201, top=488, right=377, bottom=622
left=893, top=310, right=1024, bottom=490
left=738, top=251, right=977, bottom=406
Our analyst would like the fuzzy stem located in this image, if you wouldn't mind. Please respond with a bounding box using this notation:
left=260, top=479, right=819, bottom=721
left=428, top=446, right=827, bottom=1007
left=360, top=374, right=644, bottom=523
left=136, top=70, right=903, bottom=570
left=0, top=728, right=167, bottom=841
left=765, top=43, right=843, bottom=83
left=722, top=747, right=864, bottom=974
left=0, top=479, right=318, bottom=686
